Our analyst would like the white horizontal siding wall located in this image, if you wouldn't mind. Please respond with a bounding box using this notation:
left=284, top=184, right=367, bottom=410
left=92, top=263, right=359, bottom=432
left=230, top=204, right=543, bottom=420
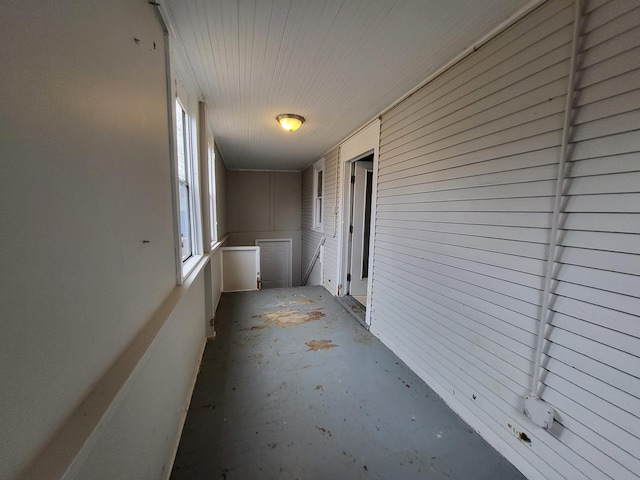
left=370, top=0, right=640, bottom=478
left=322, top=147, right=340, bottom=294
left=303, top=146, right=340, bottom=291
left=540, top=0, right=640, bottom=478
left=301, top=164, right=323, bottom=285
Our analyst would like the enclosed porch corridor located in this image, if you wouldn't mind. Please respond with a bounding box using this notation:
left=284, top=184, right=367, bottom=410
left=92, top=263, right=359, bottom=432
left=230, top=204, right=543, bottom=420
left=170, top=287, right=526, bottom=479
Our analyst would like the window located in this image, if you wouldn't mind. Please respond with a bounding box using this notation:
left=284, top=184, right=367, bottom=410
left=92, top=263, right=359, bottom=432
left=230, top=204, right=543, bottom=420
left=208, top=142, right=218, bottom=244
left=176, top=99, right=192, bottom=260
left=313, top=159, right=324, bottom=231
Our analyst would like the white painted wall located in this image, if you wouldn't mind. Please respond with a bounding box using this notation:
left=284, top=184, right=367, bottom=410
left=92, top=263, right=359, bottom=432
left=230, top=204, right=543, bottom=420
left=301, top=165, right=324, bottom=285
left=313, top=147, right=341, bottom=294
left=0, top=2, right=212, bottom=479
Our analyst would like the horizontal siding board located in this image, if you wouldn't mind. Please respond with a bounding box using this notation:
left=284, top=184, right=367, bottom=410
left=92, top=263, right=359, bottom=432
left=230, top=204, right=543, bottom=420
left=584, top=1, right=640, bottom=37
left=579, top=45, right=640, bottom=89
left=372, top=258, right=538, bottom=335
left=382, top=0, right=573, bottom=127
left=575, top=88, right=640, bottom=124
left=377, top=210, right=553, bottom=229
left=553, top=280, right=640, bottom=315
left=378, top=178, right=557, bottom=204
left=572, top=110, right=640, bottom=144
left=545, top=340, right=640, bottom=402
left=583, top=0, right=638, bottom=34
left=564, top=192, right=640, bottom=213
left=548, top=327, right=640, bottom=377
left=374, top=257, right=539, bottom=329
left=581, top=23, right=640, bottom=69
left=377, top=228, right=543, bottom=289
left=556, top=245, right=640, bottom=275
left=376, top=220, right=551, bottom=244
left=559, top=212, right=640, bottom=234
left=577, top=67, right=640, bottom=107
left=545, top=356, right=639, bottom=415
left=379, top=145, right=560, bottom=187
left=542, top=386, right=637, bottom=479
left=383, top=3, right=575, bottom=135
left=376, top=230, right=547, bottom=269
left=565, top=171, right=640, bottom=195
left=554, top=263, right=640, bottom=297
left=377, top=196, right=556, bottom=212
left=382, top=63, right=570, bottom=154
left=380, top=118, right=564, bottom=176
left=543, top=377, right=640, bottom=461
left=570, top=152, right=640, bottom=177
left=379, top=164, right=560, bottom=198
left=374, top=273, right=536, bottom=354
left=375, top=241, right=543, bottom=306
left=375, top=283, right=533, bottom=388
left=379, top=130, right=563, bottom=178
left=552, top=294, right=640, bottom=341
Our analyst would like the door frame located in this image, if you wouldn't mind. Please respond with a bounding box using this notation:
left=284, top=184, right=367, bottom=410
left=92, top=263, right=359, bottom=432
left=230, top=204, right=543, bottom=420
left=255, top=238, right=293, bottom=288
left=348, top=158, right=373, bottom=297
left=336, top=119, right=381, bottom=327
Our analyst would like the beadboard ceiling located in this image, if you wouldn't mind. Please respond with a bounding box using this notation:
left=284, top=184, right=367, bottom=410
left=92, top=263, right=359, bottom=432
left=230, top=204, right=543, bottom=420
left=161, top=0, right=532, bottom=171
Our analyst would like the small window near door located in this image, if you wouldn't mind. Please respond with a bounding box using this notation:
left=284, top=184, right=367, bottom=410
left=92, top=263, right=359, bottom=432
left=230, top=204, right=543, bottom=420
left=313, top=158, right=324, bottom=231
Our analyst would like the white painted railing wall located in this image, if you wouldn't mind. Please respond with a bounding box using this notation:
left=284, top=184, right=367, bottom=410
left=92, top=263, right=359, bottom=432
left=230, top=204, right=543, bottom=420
left=366, top=0, right=640, bottom=478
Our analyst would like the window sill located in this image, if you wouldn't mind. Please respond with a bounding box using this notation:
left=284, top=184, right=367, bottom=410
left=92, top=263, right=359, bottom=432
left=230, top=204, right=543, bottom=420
left=210, top=234, right=230, bottom=254
left=182, top=254, right=206, bottom=281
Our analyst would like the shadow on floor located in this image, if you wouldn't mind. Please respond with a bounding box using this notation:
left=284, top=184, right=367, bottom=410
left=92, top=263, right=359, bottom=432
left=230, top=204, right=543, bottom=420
left=170, top=286, right=525, bottom=480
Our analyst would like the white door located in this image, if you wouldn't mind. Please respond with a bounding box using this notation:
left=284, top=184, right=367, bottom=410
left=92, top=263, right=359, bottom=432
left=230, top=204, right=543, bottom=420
left=349, top=159, right=373, bottom=297
left=256, top=239, right=292, bottom=289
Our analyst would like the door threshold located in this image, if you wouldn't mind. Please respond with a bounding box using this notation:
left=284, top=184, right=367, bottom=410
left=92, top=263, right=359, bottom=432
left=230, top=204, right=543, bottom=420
left=335, top=295, right=368, bottom=330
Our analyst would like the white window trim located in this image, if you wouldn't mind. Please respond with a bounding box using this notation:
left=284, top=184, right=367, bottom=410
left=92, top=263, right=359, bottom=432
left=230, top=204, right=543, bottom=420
left=208, top=141, right=218, bottom=247
left=312, top=158, right=324, bottom=232
left=175, top=80, right=203, bottom=277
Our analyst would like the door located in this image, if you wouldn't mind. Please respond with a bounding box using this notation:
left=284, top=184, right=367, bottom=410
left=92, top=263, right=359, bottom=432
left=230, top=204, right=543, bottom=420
left=256, top=239, right=292, bottom=289
left=349, top=158, right=374, bottom=298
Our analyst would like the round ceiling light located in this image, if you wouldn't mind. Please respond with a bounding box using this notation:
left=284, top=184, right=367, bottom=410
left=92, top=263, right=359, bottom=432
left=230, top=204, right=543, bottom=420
left=276, top=114, right=305, bottom=132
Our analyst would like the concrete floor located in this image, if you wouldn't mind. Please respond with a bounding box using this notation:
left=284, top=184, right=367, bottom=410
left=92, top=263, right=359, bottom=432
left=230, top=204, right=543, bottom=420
left=170, top=286, right=526, bottom=480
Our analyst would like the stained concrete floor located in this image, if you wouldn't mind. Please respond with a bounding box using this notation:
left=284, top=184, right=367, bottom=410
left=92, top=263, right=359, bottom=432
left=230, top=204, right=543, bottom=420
left=170, top=286, right=526, bottom=480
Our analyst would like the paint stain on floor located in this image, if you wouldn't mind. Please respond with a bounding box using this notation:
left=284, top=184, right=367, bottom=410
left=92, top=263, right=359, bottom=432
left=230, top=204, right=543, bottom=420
left=250, top=325, right=268, bottom=331
left=255, top=309, right=325, bottom=327
left=305, top=339, right=338, bottom=351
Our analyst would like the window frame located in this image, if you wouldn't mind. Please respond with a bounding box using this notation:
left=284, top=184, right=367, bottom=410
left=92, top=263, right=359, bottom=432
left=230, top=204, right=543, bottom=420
left=174, top=81, right=203, bottom=276
left=175, top=98, right=193, bottom=261
left=312, top=158, right=325, bottom=232
left=207, top=141, right=218, bottom=246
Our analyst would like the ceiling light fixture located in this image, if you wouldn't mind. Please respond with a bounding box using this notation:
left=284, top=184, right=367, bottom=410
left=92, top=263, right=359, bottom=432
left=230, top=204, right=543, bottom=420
left=276, top=114, right=305, bottom=132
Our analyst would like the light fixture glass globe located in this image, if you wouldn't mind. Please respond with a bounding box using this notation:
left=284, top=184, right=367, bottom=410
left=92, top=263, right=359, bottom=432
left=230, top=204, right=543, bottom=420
left=277, top=114, right=305, bottom=132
